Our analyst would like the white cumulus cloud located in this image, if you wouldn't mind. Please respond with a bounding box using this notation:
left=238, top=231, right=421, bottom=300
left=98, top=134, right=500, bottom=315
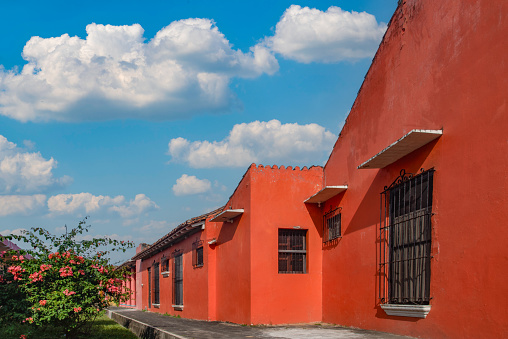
left=0, top=135, right=71, bottom=194
left=0, top=20, right=278, bottom=122
left=172, top=174, right=212, bottom=196
left=0, top=195, right=46, bottom=216
left=168, top=119, right=336, bottom=168
left=265, top=5, right=386, bottom=63
left=47, top=193, right=124, bottom=214
left=47, top=192, right=158, bottom=218
left=0, top=228, right=28, bottom=236
left=138, top=220, right=174, bottom=233
left=109, top=194, right=159, bottom=218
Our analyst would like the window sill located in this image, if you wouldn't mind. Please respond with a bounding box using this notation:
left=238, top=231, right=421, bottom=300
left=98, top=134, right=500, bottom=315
left=380, top=304, right=431, bottom=318
left=161, top=271, right=170, bottom=278
left=172, top=305, right=184, bottom=311
left=152, top=304, right=160, bottom=309
left=193, top=264, right=204, bottom=268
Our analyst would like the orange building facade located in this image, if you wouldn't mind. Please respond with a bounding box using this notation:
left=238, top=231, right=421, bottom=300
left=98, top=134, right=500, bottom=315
left=119, top=1, right=508, bottom=338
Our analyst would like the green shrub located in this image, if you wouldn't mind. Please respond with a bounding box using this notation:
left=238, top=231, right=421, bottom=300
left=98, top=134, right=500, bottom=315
left=0, top=219, right=133, bottom=339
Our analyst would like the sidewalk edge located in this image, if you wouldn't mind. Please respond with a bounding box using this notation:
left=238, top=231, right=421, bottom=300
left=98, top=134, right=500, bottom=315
left=107, top=309, right=188, bottom=339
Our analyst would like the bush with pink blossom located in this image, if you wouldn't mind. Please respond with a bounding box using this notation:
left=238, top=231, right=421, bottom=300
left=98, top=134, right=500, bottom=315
left=0, top=219, right=133, bottom=338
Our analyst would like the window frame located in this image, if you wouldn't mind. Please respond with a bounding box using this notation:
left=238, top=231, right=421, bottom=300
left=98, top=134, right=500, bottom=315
left=147, top=267, right=151, bottom=308
left=192, top=240, right=204, bottom=268
left=278, top=229, right=307, bottom=274
left=152, top=262, right=160, bottom=306
left=323, top=207, right=341, bottom=243
left=172, top=250, right=183, bottom=308
left=161, top=257, right=169, bottom=273
left=379, top=168, right=434, bottom=307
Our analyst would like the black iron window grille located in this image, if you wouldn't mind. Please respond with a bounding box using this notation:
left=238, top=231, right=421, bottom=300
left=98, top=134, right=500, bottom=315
left=278, top=229, right=307, bottom=274
left=323, top=207, right=342, bottom=243
left=153, top=262, right=160, bottom=305
left=173, top=253, right=183, bottom=306
left=147, top=267, right=151, bottom=308
left=379, top=169, right=434, bottom=305
left=161, top=256, right=169, bottom=272
left=192, top=239, right=204, bottom=268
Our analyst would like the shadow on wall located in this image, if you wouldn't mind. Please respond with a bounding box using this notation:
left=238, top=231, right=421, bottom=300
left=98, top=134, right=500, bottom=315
left=346, top=139, right=439, bottom=236
left=304, top=202, right=324, bottom=239
left=216, top=214, right=243, bottom=246
left=361, top=141, right=438, bottom=311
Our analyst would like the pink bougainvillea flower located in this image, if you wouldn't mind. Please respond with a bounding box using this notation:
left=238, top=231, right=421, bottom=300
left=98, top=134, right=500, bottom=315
left=63, top=289, right=76, bottom=296
left=59, top=266, right=73, bottom=277
left=40, top=264, right=52, bottom=271
left=29, top=271, right=43, bottom=283
left=39, top=299, right=47, bottom=306
left=73, top=307, right=82, bottom=312
left=49, top=252, right=62, bottom=260
left=8, top=265, right=25, bottom=280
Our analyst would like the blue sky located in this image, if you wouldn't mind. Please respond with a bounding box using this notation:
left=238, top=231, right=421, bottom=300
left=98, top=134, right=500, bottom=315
left=0, top=0, right=397, bottom=263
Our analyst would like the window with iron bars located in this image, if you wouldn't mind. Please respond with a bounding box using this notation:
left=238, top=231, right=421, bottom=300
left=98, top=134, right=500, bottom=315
left=161, top=257, right=169, bottom=273
left=192, top=240, right=204, bottom=268
left=153, top=262, right=160, bottom=305
left=278, top=229, right=307, bottom=274
left=379, top=169, right=434, bottom=305
left=147, top=267, right=151, bottom=308
left=323, top=207, right=341, bottom=243
left=172, top=251, right=183, bottom=306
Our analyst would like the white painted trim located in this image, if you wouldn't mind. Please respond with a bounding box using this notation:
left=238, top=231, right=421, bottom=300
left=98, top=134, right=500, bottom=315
left=210, top=209, right=244, bottom=223
left=380, top=304, right=431, bottom=318
left=161, top=271, right=170, bottom=278
left=191, top=221, right=205, bottom=229
left=358, top=129, right=442, bottom=169
left=304, top=186, right=348, bottom=204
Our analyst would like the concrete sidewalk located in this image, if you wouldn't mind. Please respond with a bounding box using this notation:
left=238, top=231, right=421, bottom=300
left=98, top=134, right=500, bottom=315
left=107, top=307, right=412, bottom=339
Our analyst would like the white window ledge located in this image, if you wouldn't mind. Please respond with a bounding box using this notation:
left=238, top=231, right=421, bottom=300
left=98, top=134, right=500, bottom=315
left=161, top=271, right=170, bottom=278
left=152, top=304, right=160, bottom=309
left=172, top=305, right=184, bottom=311
left=380, top=304, right=431, bottom=318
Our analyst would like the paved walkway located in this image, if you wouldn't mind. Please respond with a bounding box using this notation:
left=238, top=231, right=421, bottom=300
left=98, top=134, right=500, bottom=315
left=107, top=307, right=412, bottom=339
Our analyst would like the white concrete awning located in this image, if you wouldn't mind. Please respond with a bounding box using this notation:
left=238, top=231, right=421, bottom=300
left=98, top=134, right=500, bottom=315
left=304, top=186, right=348, bottom=204
left=210, top=209, right=244, bottom=223
left=358, top=129, right=442, bottom=169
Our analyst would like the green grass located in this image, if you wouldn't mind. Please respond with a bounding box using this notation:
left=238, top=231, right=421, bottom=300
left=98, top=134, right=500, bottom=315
left=0, top=315, right=138, bottom=339
left=88, top=315, right=138, bottom=339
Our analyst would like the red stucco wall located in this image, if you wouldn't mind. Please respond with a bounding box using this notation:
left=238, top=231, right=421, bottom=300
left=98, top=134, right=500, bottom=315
left=138, top=227, right=210, bottom=320
left=212, top=168, right=252, bottom=324
left=250, top=165, right=323, bottom=324
left=322, top=1, right=508, bottom=338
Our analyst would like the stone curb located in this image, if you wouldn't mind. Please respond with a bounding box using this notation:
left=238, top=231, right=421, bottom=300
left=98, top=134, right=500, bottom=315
left=107, top=309, right=188, bottom=339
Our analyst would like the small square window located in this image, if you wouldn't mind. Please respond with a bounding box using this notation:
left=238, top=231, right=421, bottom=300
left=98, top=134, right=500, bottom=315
left=278, top=229, right=307, bottom=274
left=192, top=239, right=204, bottom=268
left=161, top=258, right=169, bottom=272
left=324, top=207, right=341, bottom=243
